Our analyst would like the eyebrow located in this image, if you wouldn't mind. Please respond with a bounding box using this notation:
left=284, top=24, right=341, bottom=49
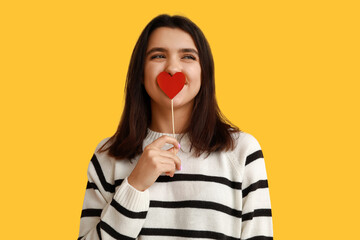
left=146, top=47, right=199, bottom=57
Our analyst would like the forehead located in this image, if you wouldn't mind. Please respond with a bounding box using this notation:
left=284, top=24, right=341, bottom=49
left=147, top=27, right=197, bottom=50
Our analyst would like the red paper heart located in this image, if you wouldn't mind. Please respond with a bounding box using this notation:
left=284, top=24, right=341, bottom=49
left=156, top=71, right=186, bottom=99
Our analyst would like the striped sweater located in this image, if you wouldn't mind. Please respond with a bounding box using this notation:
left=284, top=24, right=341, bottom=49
left=78, top=128, right=273, bottom=240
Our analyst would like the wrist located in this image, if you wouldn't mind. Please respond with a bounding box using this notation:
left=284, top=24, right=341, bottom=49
left=128, top=174, right=146, bottom=192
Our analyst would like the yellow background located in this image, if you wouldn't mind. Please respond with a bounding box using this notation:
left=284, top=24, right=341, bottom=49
left=1, top=0, right=359, bottom=239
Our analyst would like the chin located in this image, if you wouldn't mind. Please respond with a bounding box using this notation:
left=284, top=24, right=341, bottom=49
left=173, top=97, right=194, bottom=109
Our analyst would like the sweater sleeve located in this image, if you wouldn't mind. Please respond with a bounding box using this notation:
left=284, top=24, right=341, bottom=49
left=240, top=134, right=273, bottom=240
left=78, top=151, right=150, bottom=240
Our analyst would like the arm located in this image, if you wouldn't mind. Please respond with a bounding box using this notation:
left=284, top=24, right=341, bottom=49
left=78, top=153, right=150, bottom=240
left=241, top=135, right=273, bottom=240
left=78, top=135, right=181, bottom=239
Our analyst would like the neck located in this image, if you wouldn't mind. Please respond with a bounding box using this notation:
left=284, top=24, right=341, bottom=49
left=149, top=100, right=193, bottom=134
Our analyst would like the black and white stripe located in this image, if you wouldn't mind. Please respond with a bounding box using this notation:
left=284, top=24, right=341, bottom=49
left=242, top=179, right=269, bottom=198
left=90, top=154, right=242, bottom=192
left=81, top=208, right=102, bottom=218
left=150, top=200, right=242, bottom=218
left=156, top=174, right=242, bottom=189
left=242, top=209, right=272, bottom=221
left=140, top=228, right=240, bottom=240
left=110, top=199, right=147, bottom=219
left=78, top=132, right=273, bottom=239
left=245, top=150, right=264, bottom=166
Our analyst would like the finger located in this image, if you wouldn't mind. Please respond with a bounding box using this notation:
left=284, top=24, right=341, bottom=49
left=167, top=146, right=179, bottom=155
left=159, top=148, right=179, bottom=158
left=165, top=171, right=174, bottom=177
left=159, top=150, right=181, bottom=170
left=151, top=135, right=180, bottom=151
left=160, top=152, right=181, bottom=170
left=161, top=162, right=176, bottom=177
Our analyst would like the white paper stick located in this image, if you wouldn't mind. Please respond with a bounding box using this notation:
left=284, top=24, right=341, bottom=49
left=171, top=99, right=175, bottom=138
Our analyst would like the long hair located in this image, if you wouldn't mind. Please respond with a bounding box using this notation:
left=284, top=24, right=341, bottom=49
left=97, top=14, right=240, bottom=159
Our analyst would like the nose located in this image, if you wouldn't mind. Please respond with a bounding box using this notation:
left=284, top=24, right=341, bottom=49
left=164, top=56, right=182, bottom=76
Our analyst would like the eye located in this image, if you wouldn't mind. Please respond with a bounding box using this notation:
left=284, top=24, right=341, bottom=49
left=150, top=54, right=165, bottom=59
left=183, top=55, right=196, bottom=60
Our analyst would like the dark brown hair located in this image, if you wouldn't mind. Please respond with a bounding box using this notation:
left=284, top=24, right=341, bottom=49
left=97, top=14, right=240, bottom=159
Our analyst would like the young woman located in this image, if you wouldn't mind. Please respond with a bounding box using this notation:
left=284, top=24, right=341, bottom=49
left=78, top=14, right=273, bottom=240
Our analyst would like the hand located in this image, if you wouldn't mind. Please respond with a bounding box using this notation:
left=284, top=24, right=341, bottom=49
left=127, top=135, right=181, bottom=191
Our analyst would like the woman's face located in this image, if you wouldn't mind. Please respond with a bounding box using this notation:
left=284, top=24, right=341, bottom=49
left=144, top=27, right=201, bottom=110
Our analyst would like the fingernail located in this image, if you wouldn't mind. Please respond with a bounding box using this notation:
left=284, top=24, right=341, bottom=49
left=180, top=165, right=182, bottom=170
left=178, top=143, right=181, bottom=149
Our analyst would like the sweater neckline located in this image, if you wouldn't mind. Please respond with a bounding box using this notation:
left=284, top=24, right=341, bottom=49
left=145, top=128, right=191, bottom=152
left=146, top=128, right=185, bottom=138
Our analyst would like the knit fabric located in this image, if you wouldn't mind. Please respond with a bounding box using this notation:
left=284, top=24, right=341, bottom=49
left=78, top=128, right=273, bottom=240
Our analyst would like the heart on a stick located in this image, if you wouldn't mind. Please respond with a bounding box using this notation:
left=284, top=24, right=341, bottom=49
left=156, top=71, right=186, bottom=99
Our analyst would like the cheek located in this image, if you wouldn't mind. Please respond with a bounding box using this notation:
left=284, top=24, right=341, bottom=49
left=186, top=66, right=201, bottom=86
left=145, top=65, right=165, bottom=89
left=144, top=76, right=157, bottom=96
left=144, top=65, right=158, bottom=86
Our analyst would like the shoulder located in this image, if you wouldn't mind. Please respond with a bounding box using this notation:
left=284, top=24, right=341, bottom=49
left=230, top=130, right=262, bottom=153
left=93, top=136, right=114, bottom=162
left=94, top=137, right=112, bottom=152
left=227, top=130, right=264, bottom=169
left=88, top=137, right=115, bottom=179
